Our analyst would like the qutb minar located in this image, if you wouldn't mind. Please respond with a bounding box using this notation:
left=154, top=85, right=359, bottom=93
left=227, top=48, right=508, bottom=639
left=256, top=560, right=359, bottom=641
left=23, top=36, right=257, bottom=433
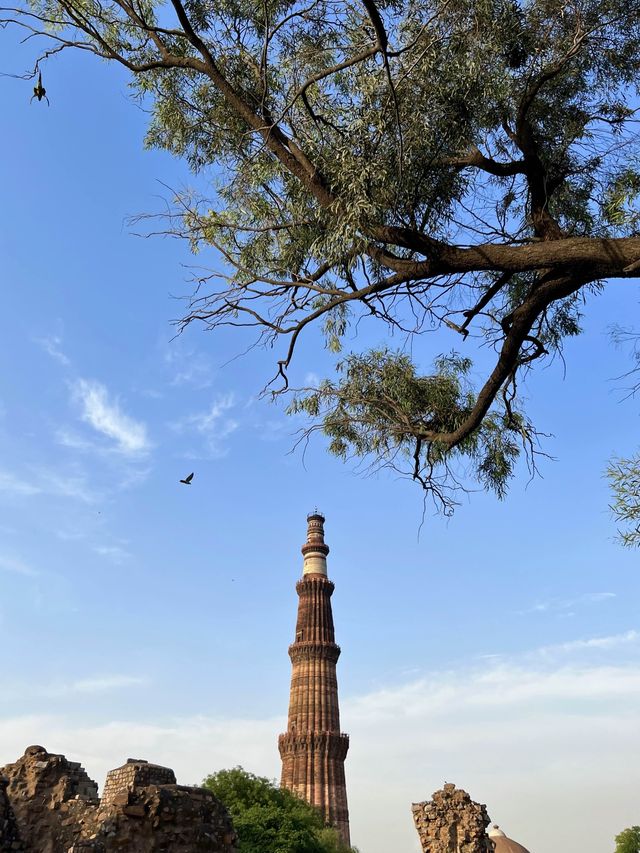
left=278, top=512, right=350, bottom=846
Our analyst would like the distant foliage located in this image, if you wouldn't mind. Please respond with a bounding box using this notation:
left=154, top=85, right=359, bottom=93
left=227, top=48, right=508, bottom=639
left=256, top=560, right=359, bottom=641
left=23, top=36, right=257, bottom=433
left=615, top=827, right=640, bottom=853
left=202, top=768, right=356, bottom=853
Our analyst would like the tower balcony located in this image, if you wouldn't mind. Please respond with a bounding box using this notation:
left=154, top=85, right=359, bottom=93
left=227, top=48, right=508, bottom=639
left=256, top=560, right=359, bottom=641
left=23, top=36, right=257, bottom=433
left=288, top=641, right=341, bottom=664
left=278, top=731, right=350, bottom=760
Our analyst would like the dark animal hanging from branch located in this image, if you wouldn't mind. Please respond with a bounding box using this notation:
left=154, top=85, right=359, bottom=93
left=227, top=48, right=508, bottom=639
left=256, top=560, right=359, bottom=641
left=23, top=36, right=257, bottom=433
left=31, top=71, right=49, bottom=105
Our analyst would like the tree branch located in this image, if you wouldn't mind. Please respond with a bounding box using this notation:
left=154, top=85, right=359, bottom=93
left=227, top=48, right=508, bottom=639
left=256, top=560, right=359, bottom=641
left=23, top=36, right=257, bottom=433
left=444, top=146, right=526, bottom=177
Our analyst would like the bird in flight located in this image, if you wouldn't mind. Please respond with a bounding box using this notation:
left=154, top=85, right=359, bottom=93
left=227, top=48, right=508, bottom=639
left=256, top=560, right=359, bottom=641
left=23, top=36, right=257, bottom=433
left=180, top=472, right=194, bottom=485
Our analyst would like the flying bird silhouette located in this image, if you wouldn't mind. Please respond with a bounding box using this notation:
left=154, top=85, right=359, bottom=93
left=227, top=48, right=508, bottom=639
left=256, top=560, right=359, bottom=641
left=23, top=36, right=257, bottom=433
left=180, top=472, right=194, bottom=485
left=31, top=71, right=49, bottom=105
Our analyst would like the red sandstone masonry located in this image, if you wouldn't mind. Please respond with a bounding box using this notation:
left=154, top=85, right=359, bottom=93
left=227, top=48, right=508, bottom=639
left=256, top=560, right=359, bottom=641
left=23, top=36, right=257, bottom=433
left=278, top=513, right=350, bottom=847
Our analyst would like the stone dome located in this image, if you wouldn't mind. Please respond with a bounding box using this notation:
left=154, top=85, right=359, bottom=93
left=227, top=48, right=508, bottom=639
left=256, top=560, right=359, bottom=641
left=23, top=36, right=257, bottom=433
left=488, top=825, right=532, bottom=853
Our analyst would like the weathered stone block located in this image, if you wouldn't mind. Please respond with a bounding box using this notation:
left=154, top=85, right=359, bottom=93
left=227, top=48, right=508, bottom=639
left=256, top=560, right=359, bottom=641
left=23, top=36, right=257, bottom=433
left=412, top=784, right=494, bottom=853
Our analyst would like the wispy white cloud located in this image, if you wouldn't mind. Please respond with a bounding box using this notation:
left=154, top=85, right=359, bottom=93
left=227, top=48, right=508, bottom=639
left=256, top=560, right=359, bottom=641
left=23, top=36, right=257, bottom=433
left=537, top=630, right=640, bottom=655
left=478, top=630, right=640, bottom=669
left=141, top=388, right=164, bottom=400
left=257, top=418, right=296, bottom=443
left=172, top=394, right=238, bottom=457
left=0, top=467, right=97, bottom=505
left=55, top=529, right=86, bottom=542
left=344, top=664, right=640, bottom=733
left=39, top=468, right=97, bottom=504
left=73, top=379, right=150, bottom=455
left=164, top=346, right=214, bottom=390
left=521, top=591, right=616, bottom=615
left=35, top=334, right=71, bottom=367
left=55, top=429, right=98, bottom=452
left=0, top=555, right=38, bottom=577
left=582, top=592, right=617, bottom=603
left=535, top=629, right=640, bottom=656
left=0, top=674, right=149, bottom=704
left=70, top=675, right=148, bottom=694
left=0, top=471, right=42, bottom=497
left=115, top=465, right=152, bottom=492
left=303, top=371, right=322, bottom=387
left=93, top=544, right=131, bottom=565
left=183, top=394, right=236, bottom=432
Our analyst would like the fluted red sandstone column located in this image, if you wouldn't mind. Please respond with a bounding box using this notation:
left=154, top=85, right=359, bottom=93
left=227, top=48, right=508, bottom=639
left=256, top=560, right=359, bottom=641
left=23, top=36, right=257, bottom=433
left=278, top=513, right=350, bottom=847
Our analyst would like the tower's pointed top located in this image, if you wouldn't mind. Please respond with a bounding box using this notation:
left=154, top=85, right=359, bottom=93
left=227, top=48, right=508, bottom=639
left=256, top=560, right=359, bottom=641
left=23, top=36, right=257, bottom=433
left=301, top=511, right=330, bottom=576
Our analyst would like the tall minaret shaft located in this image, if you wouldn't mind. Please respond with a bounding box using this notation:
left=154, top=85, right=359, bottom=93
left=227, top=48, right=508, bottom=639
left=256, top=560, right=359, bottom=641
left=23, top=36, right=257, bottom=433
left=278, top=513, right=350, bottom=847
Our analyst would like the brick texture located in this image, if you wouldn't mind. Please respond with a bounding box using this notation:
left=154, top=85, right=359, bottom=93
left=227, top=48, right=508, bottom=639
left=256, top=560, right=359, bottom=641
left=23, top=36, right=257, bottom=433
left=278, top=514, right=350, bottom=847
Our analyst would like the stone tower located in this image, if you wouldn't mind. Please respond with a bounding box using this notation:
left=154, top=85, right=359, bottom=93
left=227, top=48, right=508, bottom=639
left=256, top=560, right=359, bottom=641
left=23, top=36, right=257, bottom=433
left=278, top=512, right=350, bottom=847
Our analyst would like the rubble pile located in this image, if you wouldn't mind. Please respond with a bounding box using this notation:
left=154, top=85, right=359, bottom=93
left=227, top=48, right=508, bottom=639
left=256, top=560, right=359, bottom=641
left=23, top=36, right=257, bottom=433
left=412, top=783, right=494, bottom=853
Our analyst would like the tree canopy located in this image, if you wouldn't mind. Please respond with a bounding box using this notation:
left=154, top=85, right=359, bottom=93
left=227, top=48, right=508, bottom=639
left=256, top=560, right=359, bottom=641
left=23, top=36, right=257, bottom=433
left=202, top=767, right=355, bottom=853
left=3, top=0, right=640, bottom=511
left=615, top=827, right=640, bottom=853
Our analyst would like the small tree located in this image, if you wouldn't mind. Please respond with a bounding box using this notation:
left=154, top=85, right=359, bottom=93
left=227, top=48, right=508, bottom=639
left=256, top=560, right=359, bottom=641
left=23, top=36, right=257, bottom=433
left=615, top=827, right=640, bottom=853
left=202, top=767, right=356, bottom=853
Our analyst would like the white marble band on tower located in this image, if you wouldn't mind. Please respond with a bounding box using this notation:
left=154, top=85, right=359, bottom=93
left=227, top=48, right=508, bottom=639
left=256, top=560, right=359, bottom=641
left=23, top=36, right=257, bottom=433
left=301, top=512, right=330, bottom=576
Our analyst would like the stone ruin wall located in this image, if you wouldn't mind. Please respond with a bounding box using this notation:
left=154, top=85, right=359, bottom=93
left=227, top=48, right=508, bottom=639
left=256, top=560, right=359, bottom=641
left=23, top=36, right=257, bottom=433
left=0, top=746, right=237, bottom=853
left=101, top=761, right=176, bottom=805
left=412, top=783, right=495, bottom=853
left=0, top=774, right=22, bottom=852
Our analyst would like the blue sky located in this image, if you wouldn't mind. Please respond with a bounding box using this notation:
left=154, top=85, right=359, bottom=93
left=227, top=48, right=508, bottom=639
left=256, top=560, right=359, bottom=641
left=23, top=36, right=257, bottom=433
left=1, top=31, right=640, bottom=853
